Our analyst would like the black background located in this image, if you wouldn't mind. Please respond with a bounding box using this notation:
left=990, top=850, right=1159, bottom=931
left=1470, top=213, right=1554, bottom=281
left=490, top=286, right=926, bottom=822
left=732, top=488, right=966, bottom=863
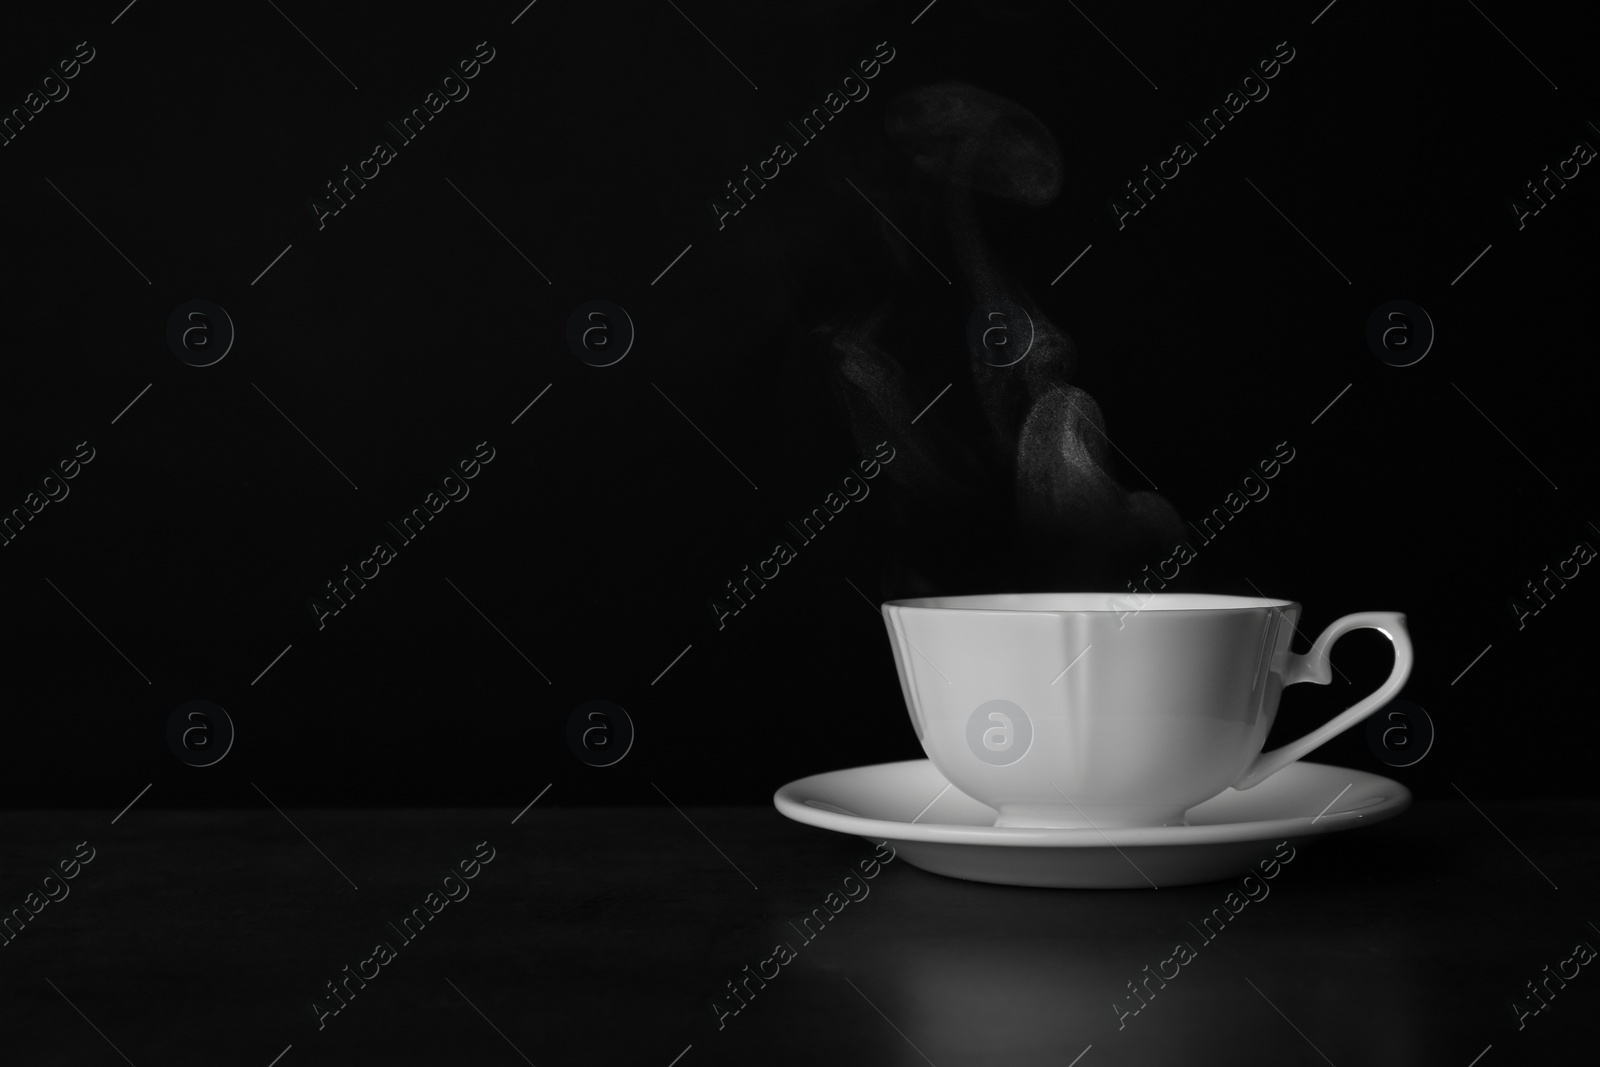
left=1, top=0, right=1594, bottom=811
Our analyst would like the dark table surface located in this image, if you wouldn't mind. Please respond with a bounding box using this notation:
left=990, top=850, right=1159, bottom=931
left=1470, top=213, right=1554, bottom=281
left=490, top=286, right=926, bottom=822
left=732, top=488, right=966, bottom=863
left=2, top=798, right=1595, bottom=1066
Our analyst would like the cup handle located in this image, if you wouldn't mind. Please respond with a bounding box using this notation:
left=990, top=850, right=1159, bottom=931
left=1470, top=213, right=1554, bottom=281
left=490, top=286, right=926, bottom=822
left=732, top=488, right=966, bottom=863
left=1231, top=611, right=1413, bottom=791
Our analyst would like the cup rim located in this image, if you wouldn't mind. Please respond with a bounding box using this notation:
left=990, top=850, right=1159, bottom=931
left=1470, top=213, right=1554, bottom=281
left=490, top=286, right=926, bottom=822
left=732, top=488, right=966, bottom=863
left=883, top=592, right=1297, bottom=613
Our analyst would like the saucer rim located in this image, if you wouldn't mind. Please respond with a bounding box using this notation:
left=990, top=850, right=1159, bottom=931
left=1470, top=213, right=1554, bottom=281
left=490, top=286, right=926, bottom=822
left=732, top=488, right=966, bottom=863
left=772, top=759, right=1411, bottom=848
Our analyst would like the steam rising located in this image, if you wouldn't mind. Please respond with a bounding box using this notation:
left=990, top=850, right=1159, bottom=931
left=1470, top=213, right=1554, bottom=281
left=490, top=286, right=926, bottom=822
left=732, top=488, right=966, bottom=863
left=829, top=82, right=1184, bottom=595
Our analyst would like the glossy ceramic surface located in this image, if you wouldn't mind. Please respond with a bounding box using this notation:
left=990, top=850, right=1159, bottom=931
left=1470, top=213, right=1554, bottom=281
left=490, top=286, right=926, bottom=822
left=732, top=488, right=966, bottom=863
left=881, top=593, right=1412, bottom=827
left=774, top=758, right=1410, bottom=888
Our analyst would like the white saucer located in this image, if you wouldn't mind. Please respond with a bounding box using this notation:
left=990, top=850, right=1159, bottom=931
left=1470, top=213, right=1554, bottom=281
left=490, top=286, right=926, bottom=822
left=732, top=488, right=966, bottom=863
left=773, top=759, right=1409, bottom=888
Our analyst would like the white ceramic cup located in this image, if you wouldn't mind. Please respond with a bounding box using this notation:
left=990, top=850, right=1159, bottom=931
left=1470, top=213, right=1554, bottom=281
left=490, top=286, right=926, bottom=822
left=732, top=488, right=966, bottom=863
left=881, top=593, right=1413, bottom=828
